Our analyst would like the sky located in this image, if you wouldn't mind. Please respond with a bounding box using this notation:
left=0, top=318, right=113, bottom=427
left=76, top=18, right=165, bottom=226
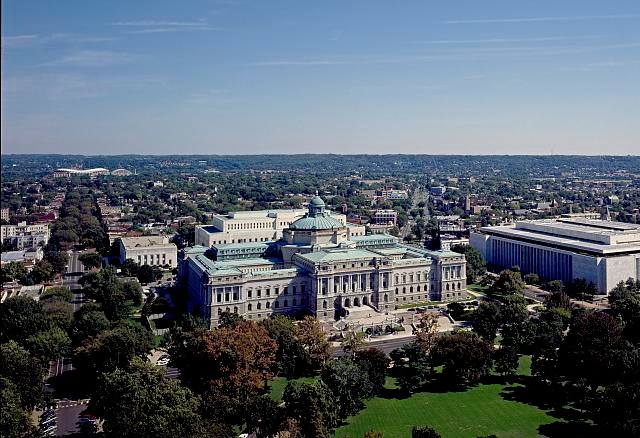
left=1, top=0, right=639, bottom=155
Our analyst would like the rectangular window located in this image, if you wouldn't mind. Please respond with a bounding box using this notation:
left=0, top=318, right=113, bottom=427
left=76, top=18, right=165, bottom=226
left=301, top=285, right=305, bottom=293
left=283, top=287, right=288, bottom=295
left=257, top=290, right=262, bottom=297
left=248, top=290, right=252, bottom=298
left=266, top=288, right=270, bottom=296
left=217, top=294, right=222, bottom=303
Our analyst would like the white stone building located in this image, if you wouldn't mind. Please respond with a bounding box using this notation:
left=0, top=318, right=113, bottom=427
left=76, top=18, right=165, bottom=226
left=181, top=196, right=466, bottom=328
left=471, top=218, right=640, bottom=294
left=118, top=236, right=178, bottom=268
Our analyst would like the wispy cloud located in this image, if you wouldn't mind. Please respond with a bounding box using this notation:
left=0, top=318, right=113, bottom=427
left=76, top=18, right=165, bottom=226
left=42, top=50, right=140, bottom=67
left=1, top=34, right=39, bottom=48
left=444, top=14, right=640, bottom=24
left=112, top=19, right=215, bottom=34
left=249, top=60, right=347, bottom=67
left=128, top=26, right=214, bottom=34
left=1, top=33, right=117, bottom=48
left=113, top=20, right=207, bottom=27
left=414, top=35, right=603, bottom=45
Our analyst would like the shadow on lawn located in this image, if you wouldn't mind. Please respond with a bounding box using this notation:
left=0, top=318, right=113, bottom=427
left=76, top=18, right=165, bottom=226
left=499, top=376, right=599, bottom=437
left=379, top=378, right=475, bottom=400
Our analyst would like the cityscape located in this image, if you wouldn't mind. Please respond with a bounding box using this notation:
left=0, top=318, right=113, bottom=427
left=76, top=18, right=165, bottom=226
left=2, top=1, right=640, bottom=438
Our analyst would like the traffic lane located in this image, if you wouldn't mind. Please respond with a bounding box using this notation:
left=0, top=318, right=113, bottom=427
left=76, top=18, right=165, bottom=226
left=56, top=404, right=85, bottom=437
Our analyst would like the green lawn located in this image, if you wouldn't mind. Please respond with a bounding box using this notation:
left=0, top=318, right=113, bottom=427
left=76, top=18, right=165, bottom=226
left=467, top=283, right=489, bottom=294
left=335, top=356, right=555, bottom=438
left=269, top=376, right=319, bottom=402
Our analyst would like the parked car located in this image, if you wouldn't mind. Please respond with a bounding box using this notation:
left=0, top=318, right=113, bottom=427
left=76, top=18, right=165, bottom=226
left=156, top=354, right=170, bottom=366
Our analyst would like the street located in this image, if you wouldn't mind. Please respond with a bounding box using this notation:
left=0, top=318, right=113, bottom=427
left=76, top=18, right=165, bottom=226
left=55, top=404, right=86, bottom=437
left=66, top=251, right=87, bottom=275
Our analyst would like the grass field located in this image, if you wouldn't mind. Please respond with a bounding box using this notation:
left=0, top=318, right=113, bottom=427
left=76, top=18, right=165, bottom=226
left=269, top=356, right=577, bottom=438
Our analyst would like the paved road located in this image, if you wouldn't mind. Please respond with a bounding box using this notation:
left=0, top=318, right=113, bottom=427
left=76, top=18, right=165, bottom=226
left=66, top=251, right=87, bottom=275
left=333, top=335, right=416, bottom=357
left=55, top=404, right=86, bottom=436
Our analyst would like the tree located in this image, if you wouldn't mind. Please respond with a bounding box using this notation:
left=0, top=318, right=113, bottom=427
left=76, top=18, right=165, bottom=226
left=79, top=252, right=103, bottom=270
left=415, top=312, right=440, bottom=354
left=0, top=378, right=38, bottom=438
left=29, top=260, right=55, bottom=284
left=0, top=341, right=46, bottom=410
left=170, top=321, right=276, bottom=396
left=41, top=298, right=74, bottom=331
left=219, top=310, right=245, bottom=328
left=70, top=307, right=111, bottom=346
left=73, top=323, right=153, bottom=379
left=354, top=348, right=390, bottom=396
left=598, top=381, right=640, bottom=437
left=472, top=301, right=501, bottom=341
left=412, top=425, right=442, bottom=438
left=296, top=316, right=331, bottom=369
left=450, top=244, right=486, bottom=284
left=137, top=264, right=162, bottom=284
left=261, top=315, right=310, bottom=378
left=40, top=286, right=73, bottom=302
left=545, top=280, right=565, bottom=294
left=241, top=393, right=283, bottom=438
left=321, top=358, right=372, bottom=418
left=494, top=344, right=519, bottom=375
left=0, top=296, right=47, bottom=344
left=559, top=311, right=623, bottom=391
left=44, top=250, right=69, bottom=274
left=491, top=269, right=525, bottom=295
left=26, top=327, right=72, bottom=364
left=120, top=258, right=139, bottom=277
left=0, top=261, right=27, bottom=283
left=432, top=330, right=494, bottom=384
left=282, top=380, right=337, bottom=438
left=390, top=341, right=432, bottom=393
left=90, top=358, right=219, bottom=438
left=566, top=278, right=598, bottom=301
left=341, top=330, right=366, bottom=356
left=523, top=273, right=540, bottom=285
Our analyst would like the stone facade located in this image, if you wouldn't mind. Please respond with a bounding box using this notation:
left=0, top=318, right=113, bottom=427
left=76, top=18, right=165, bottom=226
left=181, top=196, right=466, bottom=328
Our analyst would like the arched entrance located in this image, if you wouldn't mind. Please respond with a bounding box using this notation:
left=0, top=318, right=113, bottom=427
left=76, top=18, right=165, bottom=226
left=354, top=297, right=360, bottom=307
left=363, top=296, right=368, bottom=305
left=344, top=298, right=351, bottom=308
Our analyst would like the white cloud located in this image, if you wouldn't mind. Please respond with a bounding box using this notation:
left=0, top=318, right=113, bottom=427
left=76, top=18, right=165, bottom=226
left=444, top=14, right=640, bottom=24
left=42, top=50, right=140, bottom=67
left=1, top=35, right=39, bottom=48
left=128, top=26, right=214, bottom=34
left=113, top=20, right=206, bottom=27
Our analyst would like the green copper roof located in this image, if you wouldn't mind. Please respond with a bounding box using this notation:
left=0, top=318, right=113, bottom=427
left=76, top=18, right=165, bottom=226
left=289, top=214, right=344, bottom=231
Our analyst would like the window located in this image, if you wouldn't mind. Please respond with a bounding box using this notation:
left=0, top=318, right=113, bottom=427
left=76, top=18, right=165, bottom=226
left=266, top=288, right=270, bottom=296
left=248, top=303, right=252, bottom=311
left=248, top=290, right=252, bottom=298
left=292, top=286, right=297, bottom=294
left=301, top=285, right=305, bottom=293
left=217, top=294, right=222, bottom=303
left=293, top=298, right=297, bottom=306
left=257, top=289, right=262, bottom=297
left=257, top=302, right=262, bottom=310
left=274, top=301, right=279, bottom=309
left=322, top=301, right=327, bottom=309
left=283, top=287, right=288, bottom=295
left=284, top=300, right=288, bottom=307
left=266, top=301, right=271, bottom=309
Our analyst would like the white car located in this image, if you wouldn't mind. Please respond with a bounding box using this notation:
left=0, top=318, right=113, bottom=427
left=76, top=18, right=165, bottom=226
left=156, top=355, right=170, bottom=366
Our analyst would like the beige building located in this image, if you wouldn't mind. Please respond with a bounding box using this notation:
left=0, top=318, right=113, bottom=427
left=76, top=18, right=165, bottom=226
left=1, top=208, right=9, bottom=222
left=118, top=236, right=178, bottom=268
left=1, top=222, right=50, bottom=249
left=181, top=196, right=466, bottom=328
left=195, top=205, right=363, bottom=247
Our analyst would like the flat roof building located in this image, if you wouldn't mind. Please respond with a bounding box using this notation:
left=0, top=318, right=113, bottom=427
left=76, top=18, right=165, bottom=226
left=118, top=235, right=178, bottom=268
left=471, top=218, right=640, bottom=294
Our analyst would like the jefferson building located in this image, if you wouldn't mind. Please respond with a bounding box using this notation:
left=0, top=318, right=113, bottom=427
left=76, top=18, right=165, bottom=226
left=180, top=196, right=467, bottom=327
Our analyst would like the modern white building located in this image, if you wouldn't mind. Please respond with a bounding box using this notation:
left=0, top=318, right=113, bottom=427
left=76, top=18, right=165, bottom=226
left=181, top=196, right=466, bottom=328
left=53, top=168, right=110, bottom=178
left=471, top=218, right=640, bottom=294
left=194, top=205, right=364, bottom=247
left=118, top=236, right=178, bottom=268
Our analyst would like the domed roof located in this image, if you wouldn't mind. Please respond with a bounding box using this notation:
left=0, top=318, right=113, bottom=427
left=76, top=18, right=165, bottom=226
left=288, top=215, right=345, bottom=231
left=310, top=195, right=325, bottom=207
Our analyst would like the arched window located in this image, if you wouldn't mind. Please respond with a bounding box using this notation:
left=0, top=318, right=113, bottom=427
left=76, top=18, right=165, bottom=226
left=233, top=306, right=238, bottom=313
left=257, top=302, right=262, bottom=310
left=417, top=285, right=421, bottom=292
left=457, top=282, right=461, bottom=290
left=384, top=293, right=388, bottom=302
left=266, top=301, right=271, bottom=309
left=248, top=303, right=252, bottom=311
left=446, top=284, right=450, bottom=291
left=322, top=300, right=327, bottom=309
left=410, top=286, right=413, bottom=293
left=402, top=287, right=406, bottom=294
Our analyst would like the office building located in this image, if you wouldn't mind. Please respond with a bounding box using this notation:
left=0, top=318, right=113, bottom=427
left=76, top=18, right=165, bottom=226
left=471, top=218, right=640, bottom=294
left=118, top=236, right=178, bottom=268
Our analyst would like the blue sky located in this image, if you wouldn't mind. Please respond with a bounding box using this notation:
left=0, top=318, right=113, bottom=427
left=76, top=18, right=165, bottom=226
left=1, top=0, right=639, bottom=155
